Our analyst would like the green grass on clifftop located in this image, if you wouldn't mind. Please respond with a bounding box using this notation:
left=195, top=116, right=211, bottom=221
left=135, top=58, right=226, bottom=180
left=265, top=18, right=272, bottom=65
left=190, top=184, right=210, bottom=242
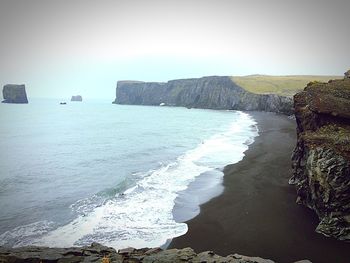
left=231, top=75, right=341, bottom=97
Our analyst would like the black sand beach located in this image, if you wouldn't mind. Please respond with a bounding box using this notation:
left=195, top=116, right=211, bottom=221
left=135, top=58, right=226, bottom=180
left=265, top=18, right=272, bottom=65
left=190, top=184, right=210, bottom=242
left=169, top=112, right=350, bottom=263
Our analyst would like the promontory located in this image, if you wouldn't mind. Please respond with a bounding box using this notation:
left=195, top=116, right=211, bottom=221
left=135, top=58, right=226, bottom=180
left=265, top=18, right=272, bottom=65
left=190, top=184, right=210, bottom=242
left=113, top=76, right=293, bottom=115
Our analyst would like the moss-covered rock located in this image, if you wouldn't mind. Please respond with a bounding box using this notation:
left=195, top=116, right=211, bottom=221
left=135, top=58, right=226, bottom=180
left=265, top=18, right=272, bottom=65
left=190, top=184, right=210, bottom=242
left=290, top=71, right=350, bottom=240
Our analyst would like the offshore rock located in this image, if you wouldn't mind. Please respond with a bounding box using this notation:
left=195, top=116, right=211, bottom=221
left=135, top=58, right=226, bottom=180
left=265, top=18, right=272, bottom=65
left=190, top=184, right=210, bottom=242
left=290, top=72, right=350, bottom=240
left=71, top=95, right=83, bottom=101
left=113, top=76, right=293, bottom=115
left=0, top=242, right=311, bottom=262
left=2, top=84, right=28, bottom=103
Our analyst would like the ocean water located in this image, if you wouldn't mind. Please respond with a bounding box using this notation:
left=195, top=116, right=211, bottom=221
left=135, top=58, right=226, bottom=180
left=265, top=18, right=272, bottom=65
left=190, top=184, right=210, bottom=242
left=0, top=99, right=258, bottom=249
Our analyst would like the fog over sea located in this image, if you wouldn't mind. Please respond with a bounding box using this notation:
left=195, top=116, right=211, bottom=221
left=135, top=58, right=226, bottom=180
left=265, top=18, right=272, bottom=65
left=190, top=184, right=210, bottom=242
left=0, top=99, right=257, bottom=249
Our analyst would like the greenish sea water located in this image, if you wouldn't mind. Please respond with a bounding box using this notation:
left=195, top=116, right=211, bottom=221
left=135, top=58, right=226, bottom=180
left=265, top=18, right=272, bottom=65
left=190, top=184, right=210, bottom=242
left=0, top=99, right=257, bottom=249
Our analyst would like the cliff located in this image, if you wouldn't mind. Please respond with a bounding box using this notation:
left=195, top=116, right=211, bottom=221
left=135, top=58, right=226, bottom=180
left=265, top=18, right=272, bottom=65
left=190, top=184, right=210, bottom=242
left=0, top=242, right=310, bottom=263
left=71, top=95, right=83, bottom=101
left=113, top=76, right=293, bottom=115
left=2, top=84, right=28, bottom=103
left=290, top=71, right=350, bottom=240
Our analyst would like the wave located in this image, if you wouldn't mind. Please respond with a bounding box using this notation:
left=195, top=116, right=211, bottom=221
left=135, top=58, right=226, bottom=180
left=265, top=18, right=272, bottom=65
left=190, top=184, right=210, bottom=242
left=0, top=111, right=258, bottom=249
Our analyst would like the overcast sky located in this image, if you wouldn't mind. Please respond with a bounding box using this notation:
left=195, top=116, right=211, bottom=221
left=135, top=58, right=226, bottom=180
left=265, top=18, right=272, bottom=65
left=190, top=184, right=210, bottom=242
left=0, top=0, right=349, bottom=99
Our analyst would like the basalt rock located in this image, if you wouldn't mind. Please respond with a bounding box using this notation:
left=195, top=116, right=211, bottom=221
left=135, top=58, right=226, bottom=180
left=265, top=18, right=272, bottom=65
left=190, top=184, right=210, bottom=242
left=113, top=76, right=293, bottom=115
left=344, top=69, right=350, bottom=79
left=71, top=95, right=83, bottom=102
left=290, top=72, right=350, bottom=240
left=2, top=84, right=28, bottom=104
left=0, top=242, right=311, bottom=262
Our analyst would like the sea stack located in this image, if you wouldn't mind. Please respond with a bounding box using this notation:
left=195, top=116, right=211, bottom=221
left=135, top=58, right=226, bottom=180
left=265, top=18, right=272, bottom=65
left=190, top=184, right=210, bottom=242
left=2, top=84, right=28, bottom=103
left=71, top=95, right=82, bottom=102
left=290, top=71, right=350, bottom=240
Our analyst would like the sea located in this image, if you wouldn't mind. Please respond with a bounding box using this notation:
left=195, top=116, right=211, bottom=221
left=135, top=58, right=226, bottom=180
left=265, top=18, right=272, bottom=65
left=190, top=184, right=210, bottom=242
left=0, top=99, right=258, bottom=249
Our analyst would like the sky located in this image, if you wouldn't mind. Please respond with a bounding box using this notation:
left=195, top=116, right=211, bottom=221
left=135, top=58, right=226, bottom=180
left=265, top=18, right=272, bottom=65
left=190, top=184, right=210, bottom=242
left=0, top=0, right=349, bottom=99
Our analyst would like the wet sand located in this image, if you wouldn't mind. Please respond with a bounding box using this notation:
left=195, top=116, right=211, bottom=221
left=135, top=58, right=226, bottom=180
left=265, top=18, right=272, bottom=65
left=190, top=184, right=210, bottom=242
left=169, top=112, right=350, bottom=263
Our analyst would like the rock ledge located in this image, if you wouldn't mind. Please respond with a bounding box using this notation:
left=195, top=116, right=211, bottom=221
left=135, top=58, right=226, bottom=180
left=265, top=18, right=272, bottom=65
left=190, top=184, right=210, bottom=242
left=0, top=243, right=312, bottom=263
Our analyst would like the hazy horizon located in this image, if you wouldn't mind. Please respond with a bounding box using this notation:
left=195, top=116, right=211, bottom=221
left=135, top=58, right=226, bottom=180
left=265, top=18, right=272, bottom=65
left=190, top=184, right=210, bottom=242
left=1, top=0, right=349, bottom=99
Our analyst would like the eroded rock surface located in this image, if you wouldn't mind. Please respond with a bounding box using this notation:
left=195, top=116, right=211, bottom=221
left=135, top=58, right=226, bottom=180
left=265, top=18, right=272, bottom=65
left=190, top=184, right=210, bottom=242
left=290, top=71, right=350, bottom=240
left=113, top=76, right=293, bottom=114
left=0, top=242, right=311, bottom=262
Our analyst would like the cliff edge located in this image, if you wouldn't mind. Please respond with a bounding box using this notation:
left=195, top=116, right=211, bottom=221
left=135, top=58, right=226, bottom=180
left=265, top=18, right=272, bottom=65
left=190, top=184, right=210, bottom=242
left=290, top=71, right=350, bottom=240
left=113, top=76, right=293, bottom=115
left=2, top=84, right=28, bottom=104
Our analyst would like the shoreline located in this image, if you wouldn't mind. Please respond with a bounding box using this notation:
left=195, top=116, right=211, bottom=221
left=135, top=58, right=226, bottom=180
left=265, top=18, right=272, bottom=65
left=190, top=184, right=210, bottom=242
left=169, top=111, right=350, bottom=263
left=165, top=111, right=258, bottom=247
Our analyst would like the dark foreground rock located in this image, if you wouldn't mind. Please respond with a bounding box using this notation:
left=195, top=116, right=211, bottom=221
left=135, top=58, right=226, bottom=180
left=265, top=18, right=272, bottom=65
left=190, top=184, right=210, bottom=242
left=71, top=95, right=83, bottom=102
left=113, top=76, right=293, bottom=115
left=0, top=243, right=311, bottom=263
left=290, top=71, right=350, bottom=240
left=2, top=84, right=28, bottom=104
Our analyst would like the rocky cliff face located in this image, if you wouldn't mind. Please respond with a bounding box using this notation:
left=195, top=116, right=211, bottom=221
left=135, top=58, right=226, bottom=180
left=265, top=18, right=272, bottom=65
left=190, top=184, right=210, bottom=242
left=0, top=242, right=310, bottom=263
left=2, top=84, right=28, bottom=103
left=290, top=72, right=350, bottom=240
left=113, top=76, right=293, bottom=114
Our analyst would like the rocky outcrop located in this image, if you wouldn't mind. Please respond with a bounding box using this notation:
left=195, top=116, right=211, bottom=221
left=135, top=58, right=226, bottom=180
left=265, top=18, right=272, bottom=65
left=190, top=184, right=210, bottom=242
left=290, top=71, right=350, bottom=240
left=345, top=69, right=350, bottom=79
left=0, top=242, right=311, bottom=263
left=71, top=95, right=83, bottom=101
left=2, top=84, right=28, bottom=103
left=113, top=76, right=293, bottom=115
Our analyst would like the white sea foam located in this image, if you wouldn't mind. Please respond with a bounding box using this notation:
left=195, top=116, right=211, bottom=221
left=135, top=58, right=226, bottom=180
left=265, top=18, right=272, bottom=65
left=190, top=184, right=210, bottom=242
left=1, top=111, right=258, bottom=249
left=0, top=221, right=55, bottom=247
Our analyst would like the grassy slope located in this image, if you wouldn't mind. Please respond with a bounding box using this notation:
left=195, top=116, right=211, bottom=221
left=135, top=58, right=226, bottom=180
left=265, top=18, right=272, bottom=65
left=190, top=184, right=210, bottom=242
left=231, top=75, right=342, bottom=97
